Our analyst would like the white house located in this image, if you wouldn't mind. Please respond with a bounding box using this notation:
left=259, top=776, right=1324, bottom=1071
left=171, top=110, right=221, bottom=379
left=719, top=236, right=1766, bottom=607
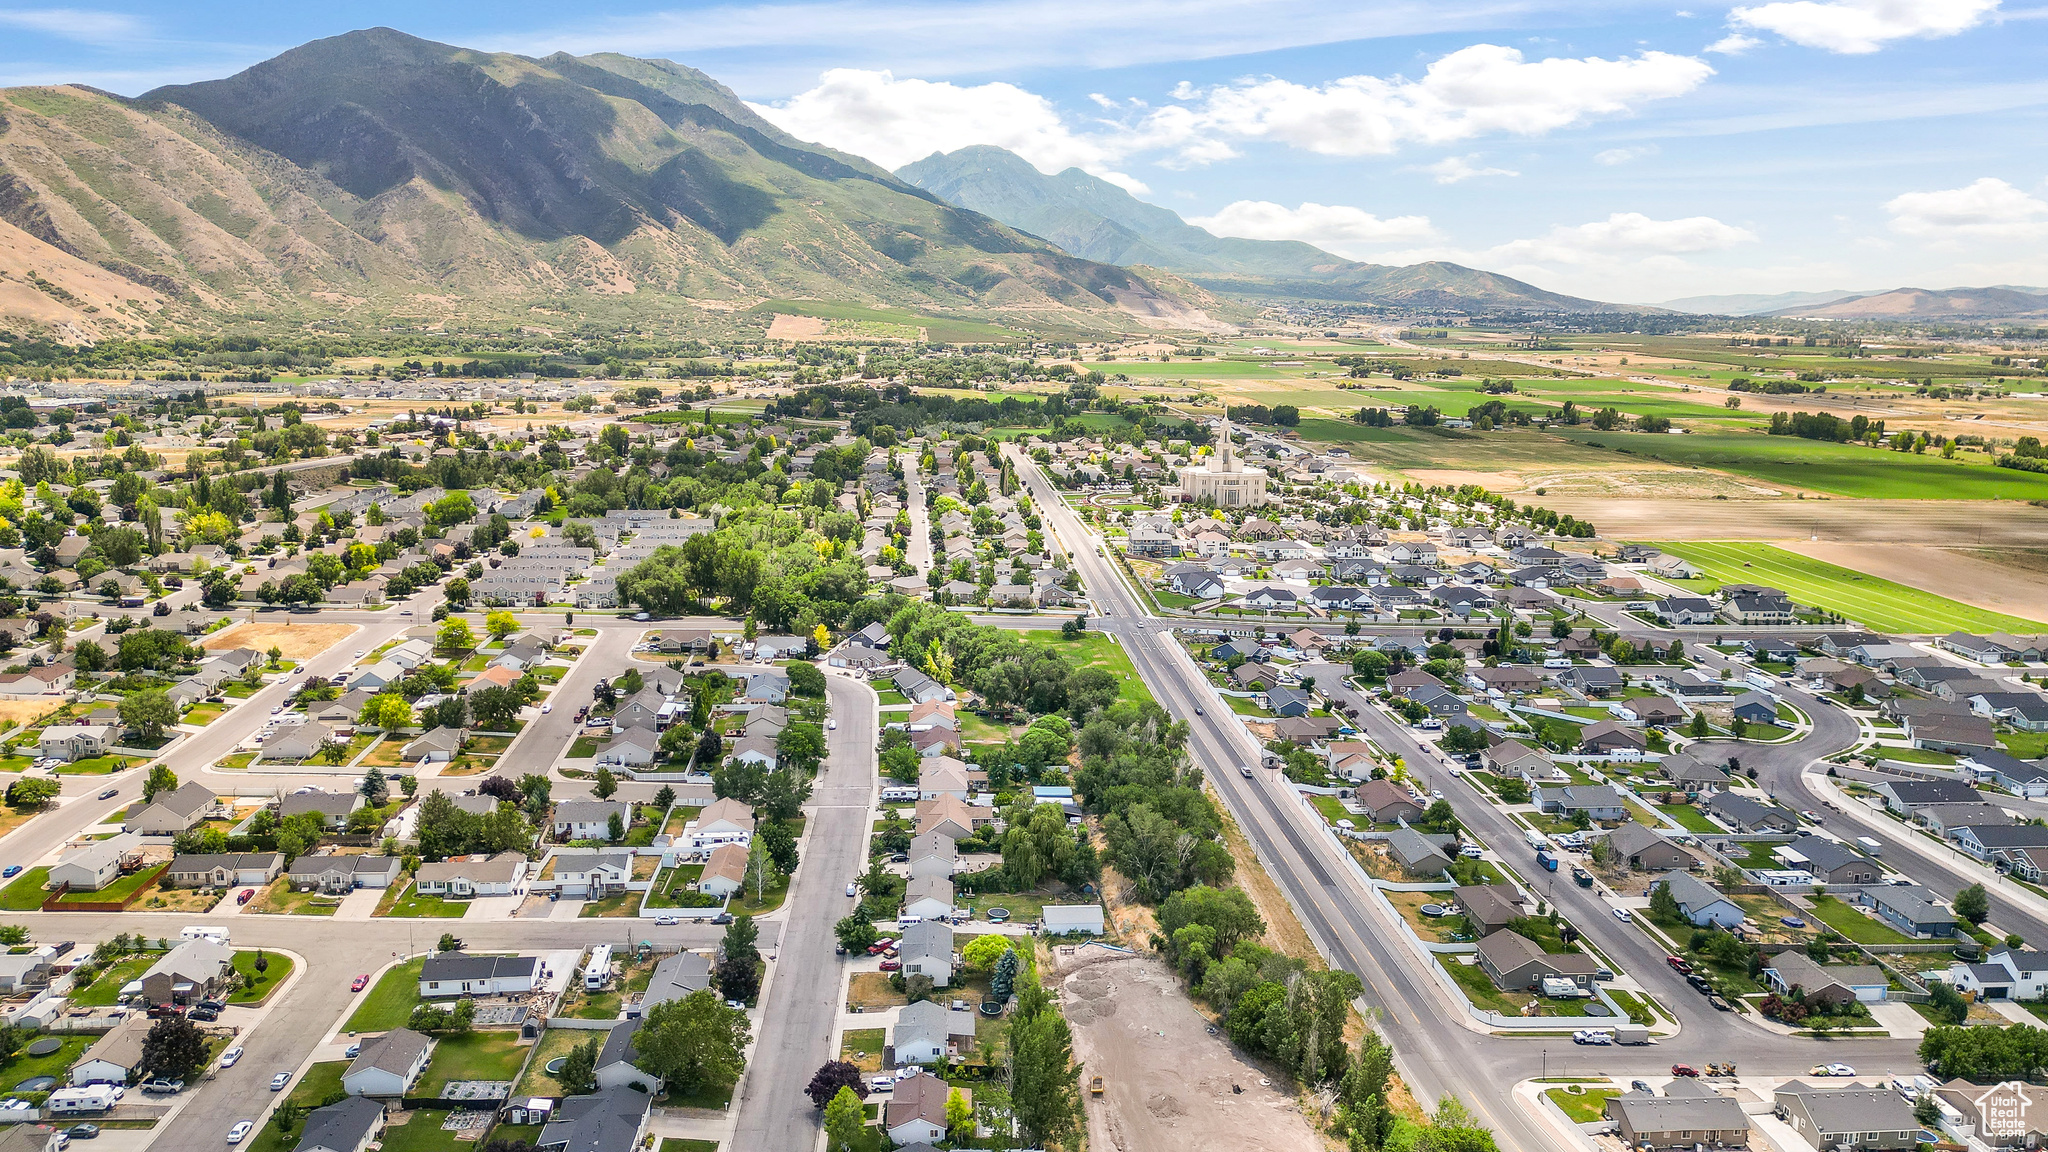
left=902, top=876, right=954, bottom=921
left=680, top=799, right=754, bottom=852
left=898, top=920, right=956, bottom=988
left=554, top=801, right=632, bottom=841
left=698, top=843, right=748, bottom=899
left=414, top=852, right=527, bottom=897
left=890, top=1001, right=978, bottom=1066
left=1041, top=904, right=1106, bottom=936
left=1946, top=947, right=2048, bottom=1001
left=418, top=953, right=538, bottom=998
left=48, top=833, right=141, bottom=892
left=342, top=1027, right=433, bottom=1097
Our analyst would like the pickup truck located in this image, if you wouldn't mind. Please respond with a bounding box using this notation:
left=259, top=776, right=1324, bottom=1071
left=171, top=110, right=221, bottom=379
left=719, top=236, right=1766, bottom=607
left=140, top=1079, right=184, bottom=1095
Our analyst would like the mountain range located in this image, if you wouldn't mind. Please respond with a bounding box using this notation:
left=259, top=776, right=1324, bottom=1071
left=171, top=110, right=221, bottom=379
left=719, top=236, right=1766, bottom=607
left=1759, top=286, right=2048, bottom=319
left=0, top=28, right=1223, bottom=339
left=897, top=146, right=1644, bottom=315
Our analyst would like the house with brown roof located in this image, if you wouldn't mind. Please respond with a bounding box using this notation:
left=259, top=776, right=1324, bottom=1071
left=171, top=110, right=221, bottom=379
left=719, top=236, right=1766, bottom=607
left=1474, top=930, right=1600, bottom=993
left=1454, top=883, right=1525, bottom=936
left=1352, top=780, right=1424, bottom=824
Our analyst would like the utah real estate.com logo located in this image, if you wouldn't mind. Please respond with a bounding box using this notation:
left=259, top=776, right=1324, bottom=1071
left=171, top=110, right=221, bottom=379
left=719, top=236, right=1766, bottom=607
left=1975, top=1082, right=2033, bottom=1138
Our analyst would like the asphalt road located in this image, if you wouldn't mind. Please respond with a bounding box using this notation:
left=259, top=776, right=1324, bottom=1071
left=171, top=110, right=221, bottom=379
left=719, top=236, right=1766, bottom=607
left=1001, top=443, right=1932, bottom=1150
left=901, top=452, right=933, bottom=577
left=728, top=671, right=876, bottom=1151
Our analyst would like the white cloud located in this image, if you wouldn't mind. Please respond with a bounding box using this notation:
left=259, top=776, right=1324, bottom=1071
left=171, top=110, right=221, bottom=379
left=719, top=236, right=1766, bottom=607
left=1095, top=171, right=1153, bottom=196
left=1705, top=32, right=1763, bottom=51
left=1595, top=144, right=1660, bottom=164
left=1187, top=201, right=1435, bottom=258
left=1489, top=211, right=1758, bottom=264
left=749, top=68, right=1122, bottom=173
left=1167, top=44, right=1713, bottom=161
left=1419, top=154, right=1520, bottom=183
left=1730, top=0, right=1999, bottom=53
left=1884, top=177, right=2048, bottom=239
left=0, top=7, right=145, bottom=44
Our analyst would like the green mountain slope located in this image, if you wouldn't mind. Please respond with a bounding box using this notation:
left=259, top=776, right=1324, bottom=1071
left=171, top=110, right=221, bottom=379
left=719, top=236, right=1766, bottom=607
left=0, top=29, right=1216, bottom=337
left=898, top=144, right=1645, bottom=314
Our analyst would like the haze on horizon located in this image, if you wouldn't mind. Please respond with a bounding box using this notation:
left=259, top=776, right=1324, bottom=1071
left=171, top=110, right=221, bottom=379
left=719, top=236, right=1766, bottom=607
left=2, top=0, right=2041, bottom=303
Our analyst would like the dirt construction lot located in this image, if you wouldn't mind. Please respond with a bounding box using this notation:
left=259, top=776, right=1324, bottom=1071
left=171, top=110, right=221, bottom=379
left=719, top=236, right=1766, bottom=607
left=1059, top=948, right=1320, bottom=1152
left=202, top=621, right=359, bottom=660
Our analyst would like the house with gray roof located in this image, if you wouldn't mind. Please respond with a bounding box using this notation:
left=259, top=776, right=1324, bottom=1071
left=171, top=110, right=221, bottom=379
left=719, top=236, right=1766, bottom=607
left=342, top=1027, right=433, bottom=1097
left=1600, top=825, right=1696, bottom=873
left=1533, top=785, right=1629, bottom=822
left=1773, top=837, right=1880, bottom=885
left=1384, top=829, right=1454, bottom=878
left=537, top=1087, right=651, bottom=1152
left=1853, top=884, right=1957, bottom=938
left=595, top=1020, right=658, bottom=1091
left=291, top=1095, right=387, bottom=1152
left=1657, top=872, right=1743, bottom=929
left=1604, top=1092, right=1750, bottom=1150
left=1474, top=929, right=1599, bottom=993
left=288, top=853, right=402, bottom=894
left=634, top=952, right=712, bottom=1016
left=553, top=800, right=632, bottom=841
left=125, top=781, right=219, bottom=835
left=418, top=952, right=538, bottom=998
left=1762, top=951, right=1888, bottom=1006
left=1706, top=792, right=1799, bottom=834
left=898, top=920, right=956, bottom=988
left=891, top=1000, right=978, bottom=1065
left=1774, top=1082, right=1916, bottom=1151
left=280, top=788, right=363, bottom=829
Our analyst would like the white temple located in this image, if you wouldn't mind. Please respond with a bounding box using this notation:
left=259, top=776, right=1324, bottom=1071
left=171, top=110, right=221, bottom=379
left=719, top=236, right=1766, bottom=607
left=1173, top=417, right=1269, bottom=507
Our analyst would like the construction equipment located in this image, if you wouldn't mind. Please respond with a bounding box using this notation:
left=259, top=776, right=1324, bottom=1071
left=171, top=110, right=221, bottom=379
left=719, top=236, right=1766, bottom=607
left=1090, top=1076, right=1104, bottom=1096
left=1705, top=1061, right=1738, bottom=1077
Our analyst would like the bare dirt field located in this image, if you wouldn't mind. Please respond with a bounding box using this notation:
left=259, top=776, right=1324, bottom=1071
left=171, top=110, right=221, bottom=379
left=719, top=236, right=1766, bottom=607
left=0, top=699, right=64, bottom=728
left=1778, top=542, right=2048, bottom=624
left=1407, top=466, right=1784, bottom=500
left=1058, top=948, right=1322, bottom=1152
left=764, top=314, right=827, bottom=340
left=203, top=621, right=359, bottom=660
left=1538, top=497, right=2048, bottom=547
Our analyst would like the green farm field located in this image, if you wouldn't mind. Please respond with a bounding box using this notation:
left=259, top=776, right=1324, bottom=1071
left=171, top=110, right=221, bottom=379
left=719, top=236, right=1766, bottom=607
left=1565, top=430, right=2048, bottom=500
left=1650, top=541, right=2047, bottom=633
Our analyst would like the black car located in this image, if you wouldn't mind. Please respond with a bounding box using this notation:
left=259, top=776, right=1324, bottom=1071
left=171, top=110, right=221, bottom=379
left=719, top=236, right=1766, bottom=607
left=65, top=1124, right=99, bottom=1139
left=187, top=1006, right=219, bottom=1022
left=97, top=788, right=118, bottom=800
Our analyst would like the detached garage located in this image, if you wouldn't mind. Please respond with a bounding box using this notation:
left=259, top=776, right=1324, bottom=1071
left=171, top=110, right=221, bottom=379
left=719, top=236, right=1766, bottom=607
left=1041, top=904, right=1104, bottom=936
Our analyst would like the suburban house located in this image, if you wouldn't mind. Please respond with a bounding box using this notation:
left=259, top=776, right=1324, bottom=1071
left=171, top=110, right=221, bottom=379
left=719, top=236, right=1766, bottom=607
left=290, top=1096, right=388, bottom=1152
left=71, top=1018, right=150, bottom=1086
left=264, top=720, right=336, bottom=761
left=1772, top=838, right=1880, bottom=886
left=124, top=781, right=220, bottom=835
left=1773, top=1082, right=1917, bottom=1151
left=418, top=953, right=538, bottom=998
left=679, top=798, right=755, bottom=852
left=288, top=853, right=402, bottom=893
left=893, top=668, right=955, bottom=705
left=538, top=1088, right=653, bottom=1152
left=595, top=1021, right=659, bottom=1091
left=1453, top=883, right=1525, bottom=937
left=1944, top=946, right=2048, bottom=1001
left=48, top=834, right=143, bottom=891
left=1604, top=1093, right=1751, bottom=1151
left=635, top=952, right=713, bottom=1016
left=891, top=1001, right=978, bottom=1065
left=907, top=833, right=958, bottom=880
left=1872, top=778, right=1983, bottom=815
left=1042, top=904, right=1106, bottom=935
left=903, top=876, right=955, bottom=920
left=1762, top=952, right=1888, bottom=1006
left=886, top=1071, right=965, bottom=1145
left=280, top=789, right=363, bottom=829
left=1657, top=872, right=1744, bottom=929
left=1474, top=929, right=1600, bottom=993
left=131, top=938, right=235, bottom=1006
left=914, top=795, right=991, bottom=840
left=342, top=1028, right=434, bottom=1097
left=1706, top=793, right=1800, bottom=834
left=898, top=920, right=957, bottom=988
left=402, top=727, right=466, bottom=764
left=1854, top=885, right=1958, bottom=938
left=1577, top=721, right=1647, bottom=759
left=1352, top=780, right=1424, bottom=824
left=698, top=843, right=748, bottom=899
left=1533, top=785, right=1630, bottom=822
left=1385, top=829, right=1454, bottom=877
left=554, top=800, right=633, bottom=841
left=38, top=725, right=113, bottom=763
left=166, top=852, right=283, bottom=888
left=415, top=852, right=528, bottom=897
left=1600, top=825, right=1697, bottom=873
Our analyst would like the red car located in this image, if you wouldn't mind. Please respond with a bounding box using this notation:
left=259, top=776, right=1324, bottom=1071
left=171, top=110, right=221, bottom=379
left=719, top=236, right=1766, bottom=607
left=1665, top=955, right=1692, bottom=975
left=878, top=959, right=901, bottom=972
left=351, top=974, right=370, bottom=992
left=867, top=938, right=896, bottom=956
left=236, top=889, right=255, bottom=905
left=1670, top=1064, right=1700, bottom=1078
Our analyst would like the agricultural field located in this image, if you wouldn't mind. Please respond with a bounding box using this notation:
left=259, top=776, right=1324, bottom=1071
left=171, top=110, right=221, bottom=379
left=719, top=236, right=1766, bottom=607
left=1650, top=541, right=2046, bottom=633
left=1562, top=430, right=2048, bottom=501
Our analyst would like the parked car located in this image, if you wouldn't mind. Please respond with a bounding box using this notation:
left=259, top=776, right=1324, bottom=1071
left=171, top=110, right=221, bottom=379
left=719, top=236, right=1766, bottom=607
left=541, top=702, right=552, bottom=714
left=237, top=889, right=255, bottom=905
left=0, top=866, right=18, bottom=879
left=846, top=883, right=858, bottom=898
left=188, top=1006, right=219, bottom=1022
left=351, top=974, right=369, bottom=992
left=867, top=938, right=896, bottom=956
left=218, top=1047, right=242, bottom=1068
left=1665, top=955, right=1692, bottom=975
left=345, top=1042, right=361, bottom=1058
left=1670, top=1064, right=1700, bottom=1077
left=269, top=1072, right=291, bottom=1091
left=1611, top=908, right=1632, bottom=923
left=97, top=788, right=118, bottom=800
left=1809, top=1063, right=1855, bottom=1077
left=140, top=1079, right=184, bottom=1095
left=655, top=916, right=680, bottom=926
left=63, top=1124, right=98, bottom=1139
left=227, top=1121, right=252, bottom=1144
left=879, top=959, right=901, bottom=971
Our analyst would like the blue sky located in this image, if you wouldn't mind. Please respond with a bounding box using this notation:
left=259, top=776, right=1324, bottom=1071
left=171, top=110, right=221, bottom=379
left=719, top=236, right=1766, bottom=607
left=2, top=0, right=2044, bottom=303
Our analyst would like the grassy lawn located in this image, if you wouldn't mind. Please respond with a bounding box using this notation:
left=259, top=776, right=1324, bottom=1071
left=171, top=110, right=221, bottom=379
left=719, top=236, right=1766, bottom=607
left=231, top=948, right=295, bottom=1005
left=567, top=736, right=598, bottom=758
left=55, top=866, right=164, bottom=906
left=1546, top=1088, right=1620, bottom=1124
left=1655, top=803, right=1721, bottom=833
left=875, top=689, right=910, bottom=706
left=1651, top=541, right=2046, bottom=633
left=1871, top=746, right=1959, bottom=765
left=578, top=891, right=641, bottom=918
left=513, top=1028, right=589, bottom=1097
left=1017, top=630, right=1158, bottom=708
left=345, top=958, right=424, bottom=1032
left=624, top=805, right=666, bottom=847
left=72, top=954, right=161, bottom=1005
left=252, top=879, right=342, bottom=917
left=54, top=755, right=141, bottom=774
left=1605, top=988, right=1660, bottom=1026
left=183, top=704, right=226, bottom=725
left=660, top=1141, right=720, bottom=1152
left=730, top=874, right=791, bottom=917
left=379, top=885, right=471, bottom=918
left=246, top=1061, right=347, bottom=1152
left=647, top=864, right=717, bottom=910
left=0, top=1033, right=91, bottom=1091
left=376, top=1109, right=469, bottom=1152
left=839, top=1027, right=886, bottom=1073
left=0, top=868, right=49, bottom=911
left=847, top=971, right=906, bottom=1011
left=418, top=1032, right=527, bottom=1096
left=1308, top=794, right=1350, bottom=824
left=1806, top=895, right=1914, bottom=946
left=1441, top=957, right=1525, bottom=1015
left=2002, top=731, right=2048, bottom=761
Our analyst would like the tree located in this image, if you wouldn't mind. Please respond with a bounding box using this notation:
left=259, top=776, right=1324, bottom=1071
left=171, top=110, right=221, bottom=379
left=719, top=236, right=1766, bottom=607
left=786, top=661, right=826, bottom=698
left=72, top=640, right=106, bottom=673
left=484, top=610, right=520, bottom=641
left=139, top=1016, right=208, bottom=1080
left=653, top=784, right=676, bottom=811
left=962, top=934, right=1017, bottom=973
left=606, top=810, right=625, bottom=843
left=468, top=685, right=521, bottom=731
left=1955, top=882, right=1990, bottom=926
left=636, top=990, right=751, bottom=1096
left=592, top=767, right=619, bottom=800
left=991, top=950, right=1018, bottom=1002
left=1649, top=879, right=1680, bottom=922
left=1688, top=711, right=1710, bottom=739
left=142, top=764, right=179, bottom=803
left=437, top=617, right=475, bottom=652
left=758, top=768, right=811, bottom=822
left=120, top=689, right=178, bottom=742
left=1730, top=715, right=1749, bottom=741
left=1009, top=991, right=1083, bottom=1149
left=360, top=694, right=416, bottom=730
left=5, top=777, right=58, bottom=810
left=360, top=767, right=389, bottom=807
left=946, top=1086, right=973, bottom=1137
left=823, top=1085, right=865, bottom=1151
left=558, top=1036, right=600, bottom=1095
left=1927, top=980, right=1968, bottom=1026
left=835, top=908, right=878, bottom=953
left=760, top=820, right=800, bottom=874
left=438, top=932, right=463, bottom=952
left=805, top=1060, right=867, bottom=1109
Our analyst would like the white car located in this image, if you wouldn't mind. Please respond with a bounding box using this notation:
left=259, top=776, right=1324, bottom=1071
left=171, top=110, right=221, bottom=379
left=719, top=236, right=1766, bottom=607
left=1612, top=908, right=1633, bottom=923
left=227, top=1121, right=253, bottom=1144
left=846, top=883, right=859, bottom=897
left=655, top=916, right=679, bottom=926
left=269, top=1072, right=291, bottom=1091
left=541, top=703, right=552, bottom=714
left=354, top=650, right=365, bottom=659
left=826, top=718, right=836, bottom=731
left=218, top=1046, right=242, bottom=1068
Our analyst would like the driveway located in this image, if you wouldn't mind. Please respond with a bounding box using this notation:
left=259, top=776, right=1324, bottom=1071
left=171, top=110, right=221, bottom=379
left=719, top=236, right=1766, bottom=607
left=332, top=887, right=383, bottom=920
